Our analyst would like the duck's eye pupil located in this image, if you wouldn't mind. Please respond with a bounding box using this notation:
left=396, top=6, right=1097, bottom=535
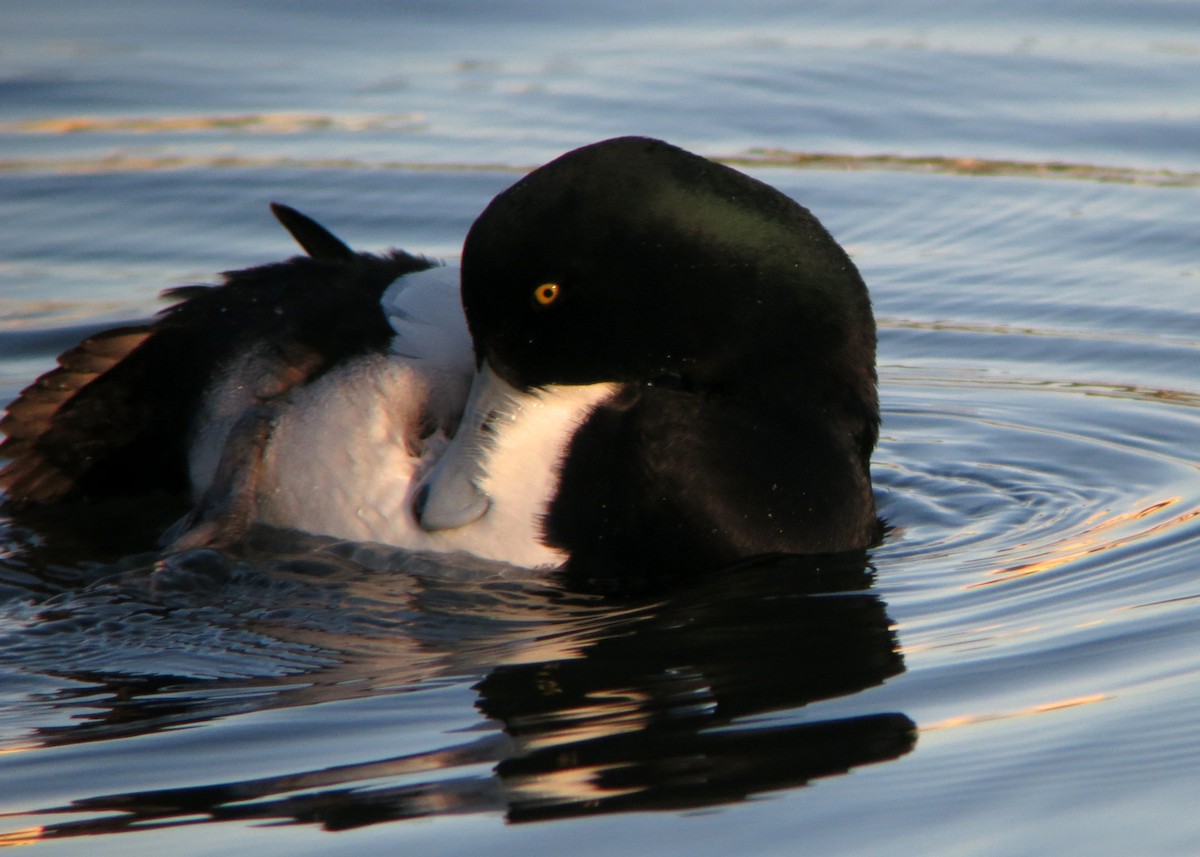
left=533, top=282, right=560, bottom=307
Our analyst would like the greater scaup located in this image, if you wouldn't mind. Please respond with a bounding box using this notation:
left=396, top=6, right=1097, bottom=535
left=0, top=137, right=879, bottom=581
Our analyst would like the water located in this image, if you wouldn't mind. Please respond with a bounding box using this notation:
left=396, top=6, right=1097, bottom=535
left=2, top=2, right=1199, bottom=854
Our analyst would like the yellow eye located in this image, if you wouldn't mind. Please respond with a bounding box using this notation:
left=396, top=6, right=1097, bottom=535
left=533, top=282, right=560, bottom=307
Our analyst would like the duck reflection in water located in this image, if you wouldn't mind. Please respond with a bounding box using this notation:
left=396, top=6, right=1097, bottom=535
left=5, top=549, right=913, bottom=840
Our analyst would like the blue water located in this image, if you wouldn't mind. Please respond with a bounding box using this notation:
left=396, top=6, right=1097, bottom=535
left=2, top=2, right=1199, bottom=855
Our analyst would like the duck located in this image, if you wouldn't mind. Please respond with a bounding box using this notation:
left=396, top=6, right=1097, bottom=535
left=0, top=136, right=879, bottom=582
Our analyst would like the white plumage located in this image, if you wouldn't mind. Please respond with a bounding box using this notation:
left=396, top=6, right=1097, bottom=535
left=190, top=265, right=615, bottom=567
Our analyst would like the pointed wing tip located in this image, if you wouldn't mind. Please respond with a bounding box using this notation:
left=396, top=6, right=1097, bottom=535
left=269, top=202, right=356, bottom=262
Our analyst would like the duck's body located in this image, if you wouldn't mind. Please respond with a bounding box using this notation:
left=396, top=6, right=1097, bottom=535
left=220, top=263, right=617, bottom=567
left=0, top=137, right=879, bottom=581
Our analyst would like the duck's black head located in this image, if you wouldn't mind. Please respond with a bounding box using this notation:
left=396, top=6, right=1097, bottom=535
left=454, top=137, right=880, bottom=579
left=460, top=136, right=876, bottom=426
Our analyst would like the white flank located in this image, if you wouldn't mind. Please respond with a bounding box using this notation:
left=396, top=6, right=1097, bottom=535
left=254, top=354, right=463, bottom=547
left=383, top=263, right=474, bottom=375
left=189, top=264, right=616, bottom=569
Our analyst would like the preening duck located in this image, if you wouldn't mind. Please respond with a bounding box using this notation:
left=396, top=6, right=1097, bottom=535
left=0, top=137, right=879, bottom=581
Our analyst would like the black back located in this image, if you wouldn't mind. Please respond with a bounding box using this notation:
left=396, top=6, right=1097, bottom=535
left=0, top=205, right=429, bottom=507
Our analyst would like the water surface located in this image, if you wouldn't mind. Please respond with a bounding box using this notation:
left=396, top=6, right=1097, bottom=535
left=1, top=2, right=1198, bottom=855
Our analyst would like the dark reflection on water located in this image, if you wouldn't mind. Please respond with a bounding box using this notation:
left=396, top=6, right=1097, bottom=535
left=1, top=539, right=911, bottom=840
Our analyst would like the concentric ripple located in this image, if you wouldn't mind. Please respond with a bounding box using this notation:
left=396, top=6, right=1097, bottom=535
left=869, top=339, right=1200, bottom=683
left=877, top=371, right=1200, bottom=577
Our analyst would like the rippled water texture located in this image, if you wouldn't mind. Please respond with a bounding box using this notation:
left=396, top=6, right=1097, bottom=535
left=1, top=2, right=1198, bottom=855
